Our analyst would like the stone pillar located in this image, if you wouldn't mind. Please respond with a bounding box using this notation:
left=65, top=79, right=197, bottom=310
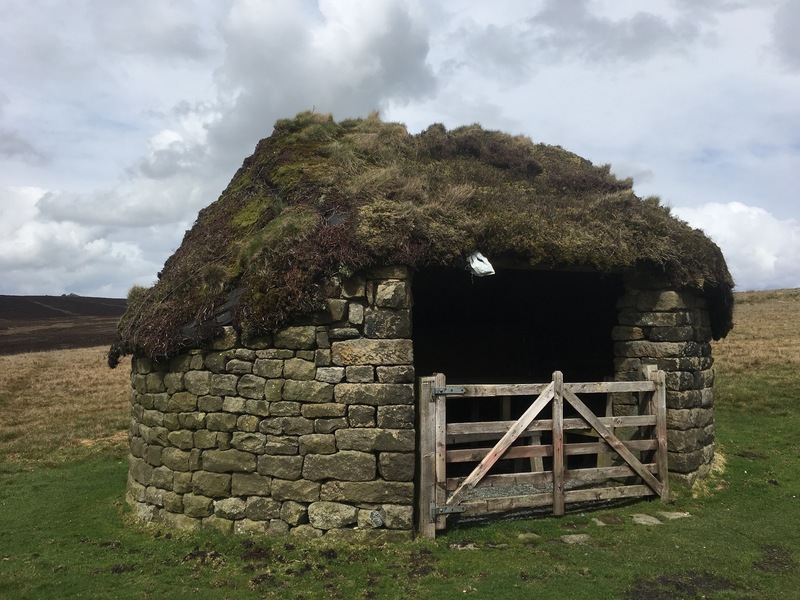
left=613, top=274, right=715, bottom=481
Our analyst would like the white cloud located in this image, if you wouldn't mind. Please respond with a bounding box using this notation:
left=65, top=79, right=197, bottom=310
left=673, top=202, right=800, bottom=291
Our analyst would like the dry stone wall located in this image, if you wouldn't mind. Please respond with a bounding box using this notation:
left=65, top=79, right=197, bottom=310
left=613, top=275, right=716, bottom=481
left=126, top=267, right=416, bottom=540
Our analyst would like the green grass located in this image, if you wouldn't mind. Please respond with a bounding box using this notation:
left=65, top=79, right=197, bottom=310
left=1, top=367, right=798, bottom=599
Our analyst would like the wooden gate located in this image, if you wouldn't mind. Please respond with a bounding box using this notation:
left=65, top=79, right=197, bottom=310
left=418, top=367, right=668, bottom=539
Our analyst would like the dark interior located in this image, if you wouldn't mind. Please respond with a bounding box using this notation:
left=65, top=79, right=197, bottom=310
left=412, top=267, right=623, bottom=385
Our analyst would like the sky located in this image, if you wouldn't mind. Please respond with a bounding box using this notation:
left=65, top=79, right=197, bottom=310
left=1, top=0, right=799, bottom=298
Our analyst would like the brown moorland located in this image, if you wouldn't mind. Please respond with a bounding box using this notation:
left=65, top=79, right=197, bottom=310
left=0, top=294, right=126, bottom=355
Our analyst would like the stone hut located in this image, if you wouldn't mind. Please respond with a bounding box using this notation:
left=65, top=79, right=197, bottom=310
left=110, top=112, right=734, bottom=540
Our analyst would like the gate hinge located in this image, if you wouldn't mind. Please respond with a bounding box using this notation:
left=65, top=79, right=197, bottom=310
left=433, top=386, right=465, bottom=396
left=430, top=501, right=466, bottom=518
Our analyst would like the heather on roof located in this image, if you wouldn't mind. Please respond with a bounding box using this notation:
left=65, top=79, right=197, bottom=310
left=109, top=111, right=733, bottom=366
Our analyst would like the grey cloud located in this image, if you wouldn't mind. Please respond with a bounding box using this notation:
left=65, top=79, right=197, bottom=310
left=0, top=129, right=50, bottom=164
left=530, top=0, right=704, bottom=63
left=134, top=142, right=208, bottom=180
left=772, top=1, right=800, bottom=70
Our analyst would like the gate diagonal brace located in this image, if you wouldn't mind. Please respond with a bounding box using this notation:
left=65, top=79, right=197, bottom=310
left=430, top=502, right=466, bottom=518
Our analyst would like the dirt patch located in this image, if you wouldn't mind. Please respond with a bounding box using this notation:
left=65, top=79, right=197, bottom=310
left=624, top=571, right=738, bottom=599
left=753, top=544, right=796, bottom=573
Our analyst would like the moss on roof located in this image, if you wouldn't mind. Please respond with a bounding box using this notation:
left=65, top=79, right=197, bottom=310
left=109, top=111, right=733, bottom=366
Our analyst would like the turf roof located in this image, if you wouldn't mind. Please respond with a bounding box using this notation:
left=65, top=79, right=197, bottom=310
left=109, top=111, right=733, bottom=366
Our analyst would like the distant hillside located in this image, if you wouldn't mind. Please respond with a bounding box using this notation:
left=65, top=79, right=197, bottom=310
left=0, top=295, right=126, bottom=355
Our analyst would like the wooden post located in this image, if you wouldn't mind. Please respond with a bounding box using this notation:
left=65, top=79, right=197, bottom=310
left=652, top=368, right=670, bottom=502
left=417, top=376, right=436, bottom=539
left=434, top=373, right=448, bottom=530
left=552, top=371, right=565, bottom=516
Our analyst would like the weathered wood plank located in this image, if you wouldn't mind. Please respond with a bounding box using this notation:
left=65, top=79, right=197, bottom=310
left=434, top=373, right=448, bottom=530
left=417, top=376, right=437, bottom=540
left=446, top=415, right=656, bottom=438
left=564, top=388, right=664, bottom=497
left=445, top=438, right=658, bottom=463
left=457, top=383, right=550, bottom=397
left=564, top=463, right=658, bottom=484
left=445, top=382, right=555, bottom=507
left=446, top=470, right=553, bottom=491
left=552, top=371, right=565, bottom=516
left=461, top=492, right=554, bottom=514
left=566, top=381, right=656, bottom=394
left=564, top=484, right=657, bottom=503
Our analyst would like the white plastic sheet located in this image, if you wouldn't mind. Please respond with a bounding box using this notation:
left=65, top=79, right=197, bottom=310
left=467, top=251, right=495, bottom=277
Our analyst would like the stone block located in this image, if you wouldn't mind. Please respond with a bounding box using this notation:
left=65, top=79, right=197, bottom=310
left=611, top=326, right=644, bottom=341
left=226, top=359, right=252, bottom=375
left=326, top=298, right=348, bottom=321
left=667, top=448, right=705, bottom=473
left=320, top=481, right=414, bottom=504
left=146, top=372, right=166, bottom=393
left=331, top=339, right=413, bottom=366
left=280, top=501, right=309, bottom=526
left=272, top=479, right=321, bottom=502
left=183, top=493, right=214, bottom=518
left=348, top=303, right=364, bottom=325
left=265, top=435, right=299, bottom=455
left=234, top=519, right=268, bottom=535
left=253, top=358, right=283, bottom=378
left=665, top=371, right=696, bottom=392
left=335, top=428, right=415, bottom=452
left=245, top=497, right=281, bottom=520
left=161, top=512, right=201, bottom=532
left=377, top=405, right=414, bottom=429
left=206, top=412, right=238, bottom=432
left=667, top=427, right=713, bottom=453
left=163, top=372, right=185, bottom=394
left=167, top=430, right=194, bottom=450
left=210, top=326, right=238, bottom=350
left=222, top=396, right=247, bottom=413
left=144, top=444, right=163, bottom=467
left=308, top=501, right=358, bottom=529
left=364, top=308, right=411, bottom=338
left=284, top=358, right=316, bottom=381
left=231, top=473, right=272, bottom=496
left=257, top=454, right=304, bottom=480
left=614, top=341, right=693, bottom=359
left=178, top=412, right=206, bottom=430
left=162, top=491, right=183, bottom=513
left=260, top=416, right=314, bottom=436
left=328, top=327, right=360, bottom=340
left=184, top=371, right=211, bottom=395
left=169, top=354, right=192, bottom=373
left=232, top=432, right=267, bottom=454
left=316, top=367, right=345, bottom=384
left=315, top=349, right=332, bottom=366
left=264, top=379, right=284, bottom=401
left=214, top=498, right=246, bottom=521
left=165, top=391, right=198, bottom=413
left=374, top=281, right=409, bottom=309
left=238, top=374, right=267, bottom=399
left=202, top=449, right=257, bottom=473
left=161, top=447, right=191, bottom=471
left=636, top=290, right=689, bottom=311
left=202, top=515, right=234, bottom=534
left=303, top=451, right=376, bottom=481
left=341, top=276, right=365, bottom=298
left=378, top=452, right=415, bottom=481
left=345, top=365, right=374, bottom=382
left=649, top=327, right=695, bottom=342
left=299, top=433, right=336, bottom=455
left=315, top=418, right=348, bottom=434
left=283, top=380, right=333, bottom=403
left=666, top=390, right=703, bottom=409
left=204, top=352, right=229, bottom=374
left=244, top=399, right=271, bottom=416
left=194, top=430, right=219, bottom=449
left=173, top=472, right=192, bottom=494
left=237, top=414, right=261, bottom=432
left=301, top=403, right=347, bottom=418
left=275, top=326, right=317, bottom=350
left=667, top=408, right=714, bottom=431
left=289, top=524, right=324, bottom=540
left=334, top=383, right=413, bottom=406
left=376, top=366, right=415, bottom=383
left=270, top=401, right=301, bottom=416
left=129, top=456, right=154, bottom=486
left=192, top=471, right=231, bottom=498
left=382, top=504, right=414, bottom=530
left=257, top=348, right=294, bottom=359
left=241, top=331, right=273, bottom=349
left=348, top=405, right=376, bottom=427
left=198, top=395, right=224, bottom=412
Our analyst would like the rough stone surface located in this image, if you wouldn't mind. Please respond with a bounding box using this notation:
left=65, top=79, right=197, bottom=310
left=308, top=502, right=358, bottom=529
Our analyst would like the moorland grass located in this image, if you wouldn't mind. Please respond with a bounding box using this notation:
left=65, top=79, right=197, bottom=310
left=0, top=291, right=798, bottom=598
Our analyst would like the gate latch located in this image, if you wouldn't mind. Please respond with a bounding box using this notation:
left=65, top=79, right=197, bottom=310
left=433, top=386, right=465, bottom=396
left=430, top=501, right=466, bottom=517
